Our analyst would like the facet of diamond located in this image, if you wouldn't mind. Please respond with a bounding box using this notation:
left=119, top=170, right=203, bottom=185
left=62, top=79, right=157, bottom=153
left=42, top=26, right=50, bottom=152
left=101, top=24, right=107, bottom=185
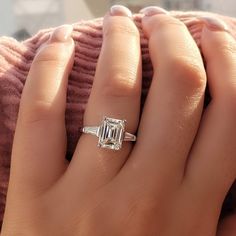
left=98, top=117, right=125, bottom=150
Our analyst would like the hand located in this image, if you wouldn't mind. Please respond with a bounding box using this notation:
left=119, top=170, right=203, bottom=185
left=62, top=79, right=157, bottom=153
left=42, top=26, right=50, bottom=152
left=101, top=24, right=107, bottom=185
left=2, top=5, right=236, bottom=236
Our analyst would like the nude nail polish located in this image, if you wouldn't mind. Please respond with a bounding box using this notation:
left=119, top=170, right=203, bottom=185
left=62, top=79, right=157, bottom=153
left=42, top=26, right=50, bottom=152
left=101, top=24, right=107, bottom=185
left=110, top=5, right=132, bottom=17
left=50, top=24, right=73, bottom=43
left=139, top=6, right=168, bottom=16
left=197, top=16, right=229, bottom=32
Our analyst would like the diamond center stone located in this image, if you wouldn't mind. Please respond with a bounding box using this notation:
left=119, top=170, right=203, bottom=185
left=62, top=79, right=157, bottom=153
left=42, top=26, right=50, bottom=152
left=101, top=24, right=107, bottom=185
left=98, top=117, right=125, bottom=150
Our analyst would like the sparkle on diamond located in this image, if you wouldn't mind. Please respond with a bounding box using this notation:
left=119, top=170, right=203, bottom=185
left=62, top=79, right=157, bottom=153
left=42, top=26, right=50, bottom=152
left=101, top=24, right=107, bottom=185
left=98, top=117, right=125, bottom=150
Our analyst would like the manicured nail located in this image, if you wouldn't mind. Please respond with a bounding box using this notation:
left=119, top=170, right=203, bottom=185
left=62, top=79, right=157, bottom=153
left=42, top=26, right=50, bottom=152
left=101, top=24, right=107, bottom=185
left=140, top=6, right=168, bottom=16
left=197, top=16, right=229, bottom=32
left=110, top=5, right=132, bottom=17
left=50, top=24, right=73, bottom=43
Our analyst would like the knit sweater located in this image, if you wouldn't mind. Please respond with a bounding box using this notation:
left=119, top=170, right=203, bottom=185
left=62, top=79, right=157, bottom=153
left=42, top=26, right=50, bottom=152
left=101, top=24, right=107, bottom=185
left=1, top=11, right=236, bottom=230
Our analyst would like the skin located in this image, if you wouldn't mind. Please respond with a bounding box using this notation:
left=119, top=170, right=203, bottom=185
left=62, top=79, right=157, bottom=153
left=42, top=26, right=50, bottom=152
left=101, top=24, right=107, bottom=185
left=1, top=11, right=236, bottom=236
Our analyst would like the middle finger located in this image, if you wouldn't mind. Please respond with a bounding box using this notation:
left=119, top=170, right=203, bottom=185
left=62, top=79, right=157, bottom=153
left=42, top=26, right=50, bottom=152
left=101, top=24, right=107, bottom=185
left=121, top=10, right=206, bottom=191
left=62, top=6, right=142, bottom=193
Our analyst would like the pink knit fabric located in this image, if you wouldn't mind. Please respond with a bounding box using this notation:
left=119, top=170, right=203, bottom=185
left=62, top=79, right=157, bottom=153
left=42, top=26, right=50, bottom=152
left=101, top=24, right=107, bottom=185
left=1, top=11, right=236, bottom=230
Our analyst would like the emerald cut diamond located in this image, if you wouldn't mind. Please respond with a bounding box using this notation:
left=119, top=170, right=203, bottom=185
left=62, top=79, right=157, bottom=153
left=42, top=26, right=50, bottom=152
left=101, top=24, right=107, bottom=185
left=98, top=117, right=126, bottom=150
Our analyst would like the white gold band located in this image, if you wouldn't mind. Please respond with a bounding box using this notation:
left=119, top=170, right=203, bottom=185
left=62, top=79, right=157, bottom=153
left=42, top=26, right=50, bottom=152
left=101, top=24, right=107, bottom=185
left=82, top=126, right=136, bottom=142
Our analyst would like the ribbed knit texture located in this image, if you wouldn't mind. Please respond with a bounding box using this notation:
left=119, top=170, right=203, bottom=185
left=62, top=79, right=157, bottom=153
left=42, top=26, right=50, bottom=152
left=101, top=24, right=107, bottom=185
left=1, top=11, right=236, bottom=230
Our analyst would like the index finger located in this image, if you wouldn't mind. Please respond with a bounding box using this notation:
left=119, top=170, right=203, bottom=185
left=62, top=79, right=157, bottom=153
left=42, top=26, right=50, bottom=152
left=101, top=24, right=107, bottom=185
left=10, top=25, right=74, bottom=194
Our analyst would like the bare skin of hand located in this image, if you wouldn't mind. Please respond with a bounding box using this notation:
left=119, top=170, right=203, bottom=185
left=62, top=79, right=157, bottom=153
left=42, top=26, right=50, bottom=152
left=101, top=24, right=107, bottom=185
left=2, top=5, right=236, bottom=236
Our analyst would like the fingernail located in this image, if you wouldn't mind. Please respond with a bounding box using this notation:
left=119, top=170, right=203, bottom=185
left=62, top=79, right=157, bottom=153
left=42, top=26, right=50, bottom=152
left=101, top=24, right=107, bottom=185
left=49, top=24, right=73, bottom=43
left=139, top=6, right=168, bottom=16
left=110, top=5, right=132, bottom=17
left=197, top=16, right=229, bottom=32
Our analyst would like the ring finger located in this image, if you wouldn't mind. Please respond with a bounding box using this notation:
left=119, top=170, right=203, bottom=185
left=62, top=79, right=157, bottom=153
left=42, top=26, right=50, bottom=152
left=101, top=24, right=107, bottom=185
left=121, top=10, right=206, bottom=193
left=62, top=6, right=142, bottom=193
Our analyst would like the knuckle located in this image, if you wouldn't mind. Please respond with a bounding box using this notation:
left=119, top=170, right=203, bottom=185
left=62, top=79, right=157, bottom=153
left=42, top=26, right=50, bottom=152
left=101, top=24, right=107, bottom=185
left=104, top=18, right=139, bottom=39
left=168, top=56, right=206, bottom=91
left=209, top=33, right=236, bottom=55
left=101, top=68, right=140, bottom=98
left=19, top=99, right=62, bottom=124
left=151, top=15, right=185, bottom=32
left=34, top=43, right=69, bottom=68
left=218, top=39, right=236, bottom=58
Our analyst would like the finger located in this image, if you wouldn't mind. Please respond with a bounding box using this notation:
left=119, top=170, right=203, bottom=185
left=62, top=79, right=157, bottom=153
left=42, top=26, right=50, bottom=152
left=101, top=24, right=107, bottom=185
left=184, top=17, right=236, bottom=207
left=62, top=6, right=142, bottom=193
left=10, top=25, right=75, bottom=194
left=121, top=11, right=206, bottom=191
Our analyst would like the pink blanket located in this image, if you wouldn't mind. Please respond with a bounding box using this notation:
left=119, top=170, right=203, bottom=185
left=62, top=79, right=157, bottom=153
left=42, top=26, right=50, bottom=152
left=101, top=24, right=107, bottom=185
left=1, top=11, right=236, bottom=230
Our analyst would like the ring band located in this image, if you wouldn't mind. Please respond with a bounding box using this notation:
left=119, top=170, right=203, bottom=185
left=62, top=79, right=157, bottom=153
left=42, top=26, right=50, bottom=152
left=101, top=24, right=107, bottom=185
left=81, top=117, right=136, bottom=150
